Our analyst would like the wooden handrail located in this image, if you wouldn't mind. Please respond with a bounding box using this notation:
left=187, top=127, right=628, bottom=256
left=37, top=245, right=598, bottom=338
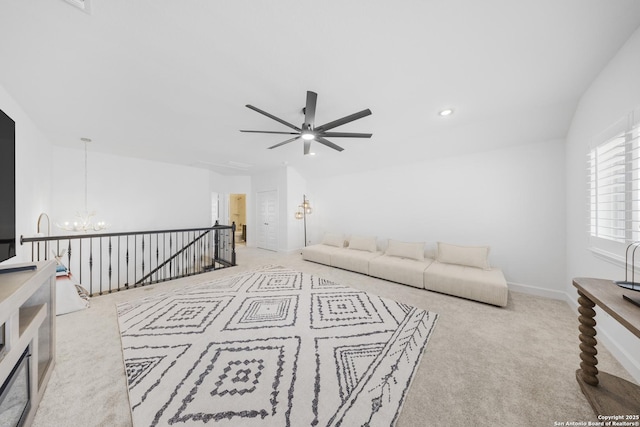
left=21, top=224, right=232, bottom=244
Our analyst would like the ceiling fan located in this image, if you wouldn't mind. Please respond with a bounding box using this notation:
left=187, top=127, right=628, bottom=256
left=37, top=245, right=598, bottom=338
left=240, top=91, right=372, bottom=155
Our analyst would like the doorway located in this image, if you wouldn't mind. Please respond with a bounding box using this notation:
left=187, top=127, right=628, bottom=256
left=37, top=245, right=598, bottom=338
left=230, top=193, right=246, bottom=244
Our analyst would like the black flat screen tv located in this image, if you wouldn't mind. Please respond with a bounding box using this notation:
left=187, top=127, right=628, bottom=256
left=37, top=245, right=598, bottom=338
left=0, top=108, right=16, bottom=263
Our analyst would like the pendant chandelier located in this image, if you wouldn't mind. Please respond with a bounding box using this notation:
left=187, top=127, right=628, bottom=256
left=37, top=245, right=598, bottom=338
left=57, top=138, right=109, bottom=232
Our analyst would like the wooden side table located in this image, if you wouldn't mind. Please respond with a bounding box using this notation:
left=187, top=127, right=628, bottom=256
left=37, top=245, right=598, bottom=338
left=573, top=277, right=640, bottom=415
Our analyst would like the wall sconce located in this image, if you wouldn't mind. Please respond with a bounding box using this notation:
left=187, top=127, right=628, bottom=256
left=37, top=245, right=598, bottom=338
left=295, top=195, right=312, bottom=246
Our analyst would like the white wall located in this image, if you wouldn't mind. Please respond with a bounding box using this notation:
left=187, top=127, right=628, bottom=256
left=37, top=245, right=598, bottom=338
left=50, top=147, right=212, bottom=233
left=566, top=26, right=640, bottom=382
left=0, top=85, right=52, bottom=264
left=209, top=172, right=251, bottom=196
left=309, top=139, right=566, bottom=296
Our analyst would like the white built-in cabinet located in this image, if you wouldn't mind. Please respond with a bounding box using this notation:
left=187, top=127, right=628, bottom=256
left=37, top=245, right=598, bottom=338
left=0, top=261, right=56, bottom=427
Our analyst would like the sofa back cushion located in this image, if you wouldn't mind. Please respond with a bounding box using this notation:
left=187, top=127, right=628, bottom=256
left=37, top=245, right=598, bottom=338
left=437, top=242, right=490, bottom=270
left=322, top=233, right=345, bottom=247
left=348, top=235, right=378, bottom=252
left=385, top=240, right=425, bottom=261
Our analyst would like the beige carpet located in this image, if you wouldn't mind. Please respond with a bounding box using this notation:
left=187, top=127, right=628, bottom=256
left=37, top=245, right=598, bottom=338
left=33, top=247, right=637, bottom=427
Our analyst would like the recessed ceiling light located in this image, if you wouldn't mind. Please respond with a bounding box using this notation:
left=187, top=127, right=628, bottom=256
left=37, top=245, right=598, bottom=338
left=438, top=109, right=454, bottom=117
left=309, top=152, right=316, bottom=156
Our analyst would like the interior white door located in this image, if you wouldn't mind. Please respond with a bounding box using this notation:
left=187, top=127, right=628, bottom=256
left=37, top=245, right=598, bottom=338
left=256, top=190, right=278, bottom=251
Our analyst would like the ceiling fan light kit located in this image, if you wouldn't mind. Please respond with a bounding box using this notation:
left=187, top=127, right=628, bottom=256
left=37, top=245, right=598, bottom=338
left=240, top=91, right=372, bottom=155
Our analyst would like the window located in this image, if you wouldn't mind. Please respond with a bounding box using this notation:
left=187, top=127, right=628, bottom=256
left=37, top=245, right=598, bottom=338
left=589, top=111, right=640, bottom=247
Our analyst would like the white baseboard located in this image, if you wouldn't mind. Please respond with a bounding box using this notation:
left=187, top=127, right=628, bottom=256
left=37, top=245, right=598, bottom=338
left=507, top=281, right=569, bottom=300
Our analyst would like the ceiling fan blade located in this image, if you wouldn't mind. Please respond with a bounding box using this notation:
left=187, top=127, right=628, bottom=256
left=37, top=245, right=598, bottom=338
left=304, top=139, right=311, bottom=155
left=320, top=132, right=372, bottom=138
left=268, top=136, right=299, bottom=149
left=305, top=91, right=317, bottom=128
left=316, top=136, right=344, bottom=152
left=246, top=105, right=301, bottom=131
left=240, top=130, right=300, bottom=135
left=315, top=109, right=372, bottom=132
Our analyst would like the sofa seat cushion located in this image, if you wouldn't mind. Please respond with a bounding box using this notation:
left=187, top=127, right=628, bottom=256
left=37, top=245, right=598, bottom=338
left=369, top=255, right=434, bottom=289
left=302, top=244, right=344, bottom=265
left=424, top=262, right=508, bottom=307
left=331, top=249, right=382, bottom=275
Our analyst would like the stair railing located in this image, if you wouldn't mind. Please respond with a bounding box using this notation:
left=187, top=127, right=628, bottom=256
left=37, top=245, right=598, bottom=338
left=20, top=222, right=236, bottom=297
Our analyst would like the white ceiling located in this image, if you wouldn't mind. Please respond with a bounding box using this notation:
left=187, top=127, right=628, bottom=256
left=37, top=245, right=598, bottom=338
left=1, top=0, right=640, bottom=178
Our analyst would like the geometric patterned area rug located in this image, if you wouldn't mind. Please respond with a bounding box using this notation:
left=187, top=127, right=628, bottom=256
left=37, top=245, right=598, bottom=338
left=116, top=266, right=438, bottom=427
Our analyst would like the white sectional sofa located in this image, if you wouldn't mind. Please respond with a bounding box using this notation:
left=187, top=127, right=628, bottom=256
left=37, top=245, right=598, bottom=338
left=369, top=255, right=433, bottom=289
left=301, top=234, right=508, bottom=307
left=369, top=239, right=434, bottom=289
left=329, top=235, right=383, bottom=275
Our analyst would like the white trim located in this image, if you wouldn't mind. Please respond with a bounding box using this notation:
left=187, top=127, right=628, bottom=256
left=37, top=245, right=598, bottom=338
left=507, top=281, right=569, bottom=301
left=589, top=245, right=626, bottom=266
left=588, top=245, right=640, bottom=279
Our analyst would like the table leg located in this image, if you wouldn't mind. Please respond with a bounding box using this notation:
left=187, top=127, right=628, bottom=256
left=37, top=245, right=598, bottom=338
left=577, top=291, right=599, bottom=386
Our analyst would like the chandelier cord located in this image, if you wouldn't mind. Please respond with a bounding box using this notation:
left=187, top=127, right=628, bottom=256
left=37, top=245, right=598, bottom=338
left=84, top=140, right=88, bottom=212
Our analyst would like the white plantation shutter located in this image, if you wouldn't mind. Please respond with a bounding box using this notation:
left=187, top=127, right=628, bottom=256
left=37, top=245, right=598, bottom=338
left=589, top=112, right=640, bottom=244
